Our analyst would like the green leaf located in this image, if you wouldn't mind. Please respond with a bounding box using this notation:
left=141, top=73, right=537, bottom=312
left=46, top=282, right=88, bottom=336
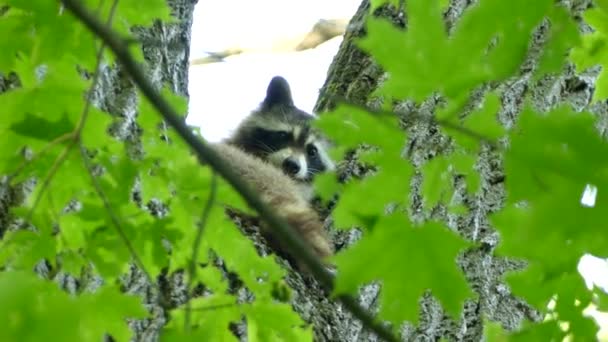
left=80, top=108, right=115, bottom=150
left=509, top=320, right=565, bottom=342
left=0, top=12, right=36, bottom=72
left=0, top=271, right=82, bottom=342
left=312, top=172, right=341, bottom=202
left=504, top=274, right=598, bottom=341
left=483, top=320, right=509, bottom=342
left=314, top=103, right=412, bottom=229
left=332, top=162, right=411, bottom=229
left=360, top=0, right=553, bottom=102
left=0, top=271, right=145, bottom=342
left=205, top=210, right=286, bottom=295
left=596, top=287, right=608, bottom=312
left=369, top=0, right=399, bottom=12
left=85, top=224, right=132, bottom=280
left=78, top=285, right=148, bottom=341
left=422, top=156, right=451, bottom=210
left=451, top=153, right=480, bottom=194
left=245, top=302, right=312, bottom=341
left=421, top=153, right=479, bottom=210
left=127, top=216, right=180, bottom=277
left=571, top=5, right=608, bottom=102
left=10, top=112, right=74, bottom=141
left=314, top=103, right=405, bottom=156
left=535, top=6, right=580, bottom=78
left=0, top=229, right=56, bottom=270
left=505, top=106, right=608, bottom=203
left=164, top=295, right=241, bottom=342
left=58, top=250, right=87, bottom=275
left=116, top=0, right=173, bottom=27
left=2, top=0, right=61, bottom=17
left=440, top=92, right=504, bottom=151
left=333, top=215, right=472, bottom=325
left=493, top=193, right=608, bottom=308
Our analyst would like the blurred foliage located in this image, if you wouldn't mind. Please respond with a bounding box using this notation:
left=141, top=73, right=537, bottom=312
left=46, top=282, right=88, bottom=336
left=1, top=0, right=608, bottom=341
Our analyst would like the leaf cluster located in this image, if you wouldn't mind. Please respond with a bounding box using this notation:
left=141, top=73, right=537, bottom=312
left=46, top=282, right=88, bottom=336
left=0, top=1, right=310, bottom=341
left=312, top=0, right=608, bottom=340
left=2, top=0, right=608, bottom=341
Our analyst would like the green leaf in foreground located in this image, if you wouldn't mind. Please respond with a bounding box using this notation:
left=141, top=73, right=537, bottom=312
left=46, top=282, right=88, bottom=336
left=314, top=103, right=412, bottom=229
left=333, top=215, right=472, bottom=325
left=359, top=0, right=553, bottom=102
left=571, top=4, right=608, bottom=102
left=0, top=271, right=145, bottom=342
left=245, top=302, right=313, bottom=341
left=493, top=104, right=608, bottom=341
left=439, top=92, right=505, bottom=151
left=314, top=103, right=405, bottom=158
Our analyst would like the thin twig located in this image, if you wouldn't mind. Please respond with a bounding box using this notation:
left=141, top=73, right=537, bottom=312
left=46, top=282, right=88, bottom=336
left=75, top=0, right=119, bottom=138
left=25, top=141, right=77, bottom=224
left=79, top=144, right=153, bottom=284
left=76, top=0, right=154, bottom=283
left=185, top=172, right=218, bottom=332
left=24, top=0, right=119, bottom=222
left=26, top=0, right=153, bottom=282
left=9, top=132, right=74, bottom=182
left=59, top=1, right=399, bottom=341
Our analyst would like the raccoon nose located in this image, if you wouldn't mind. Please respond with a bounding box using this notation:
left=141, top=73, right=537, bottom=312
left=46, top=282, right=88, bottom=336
left=282, top=158, right=300, bottom=175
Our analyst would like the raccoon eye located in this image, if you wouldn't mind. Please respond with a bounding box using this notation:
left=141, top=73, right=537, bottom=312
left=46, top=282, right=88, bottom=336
left=271, top=131, right=290, bottom=141
left=306, top=144, right=318, bottom=157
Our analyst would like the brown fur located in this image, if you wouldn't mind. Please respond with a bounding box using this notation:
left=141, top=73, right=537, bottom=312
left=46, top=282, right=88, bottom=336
left=210, top=143, right=333, bottom=264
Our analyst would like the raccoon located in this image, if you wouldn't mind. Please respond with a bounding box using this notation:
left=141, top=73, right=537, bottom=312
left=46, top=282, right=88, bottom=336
left=210, top=76, right=335, bottom=267
left=226, top=76, right=335, bottom=201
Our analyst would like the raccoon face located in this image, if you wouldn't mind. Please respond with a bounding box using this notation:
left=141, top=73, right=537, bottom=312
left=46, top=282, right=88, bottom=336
left=228, top=76, right=334, bottom=182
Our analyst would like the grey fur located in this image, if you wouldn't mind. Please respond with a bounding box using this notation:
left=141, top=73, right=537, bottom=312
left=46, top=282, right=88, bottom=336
left=226, top=76, right=334, bottom=200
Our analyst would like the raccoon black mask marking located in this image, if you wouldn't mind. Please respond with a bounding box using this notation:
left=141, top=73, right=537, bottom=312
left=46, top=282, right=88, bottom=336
left=227, top=76, right=334, bottom=184
left=208, top=76, right=336, bottom=269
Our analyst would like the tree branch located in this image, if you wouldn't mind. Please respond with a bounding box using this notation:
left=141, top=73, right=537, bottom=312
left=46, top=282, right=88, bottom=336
left=59, top=1, right=399, bottom=341
left=23, top=0, right=153, bottom=283
left=9, top=132, right=74, bottom=182
left=23, top=0, right=120, bottom=219
left=78, top=0, right=154, bottom=284
left=79, top=144, right=153, bottom=284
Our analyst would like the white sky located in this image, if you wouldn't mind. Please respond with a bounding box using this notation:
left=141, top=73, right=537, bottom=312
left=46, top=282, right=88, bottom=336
left=185, top=1, right=608, bottom=327
left=186, top=0, right=360, bottom=142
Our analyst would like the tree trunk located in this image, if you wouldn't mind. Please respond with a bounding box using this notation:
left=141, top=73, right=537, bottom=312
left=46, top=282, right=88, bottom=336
left=312, top=0, right=600, bottom=340
left=0, top=1, right=197, bottom=341
left=2, top=0, right=601, bottom=341
left=99, top=1, right=198, bottom=340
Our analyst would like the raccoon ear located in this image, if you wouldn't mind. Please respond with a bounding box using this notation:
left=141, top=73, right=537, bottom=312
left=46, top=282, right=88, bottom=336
left=263, top=76, right=294, bottom=108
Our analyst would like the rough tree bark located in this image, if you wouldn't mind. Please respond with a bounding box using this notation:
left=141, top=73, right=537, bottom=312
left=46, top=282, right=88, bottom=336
left=90, top=1, right=199, bottom=340
left=2, top=0, right=604, bottom=341
left=312, top=0, right=603, bottom=341
left=1, top=0, right=196, bottom=340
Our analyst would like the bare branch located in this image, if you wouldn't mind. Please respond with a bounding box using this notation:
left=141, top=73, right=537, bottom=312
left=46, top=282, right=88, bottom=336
left=59, top=1, right=400, bottom=341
